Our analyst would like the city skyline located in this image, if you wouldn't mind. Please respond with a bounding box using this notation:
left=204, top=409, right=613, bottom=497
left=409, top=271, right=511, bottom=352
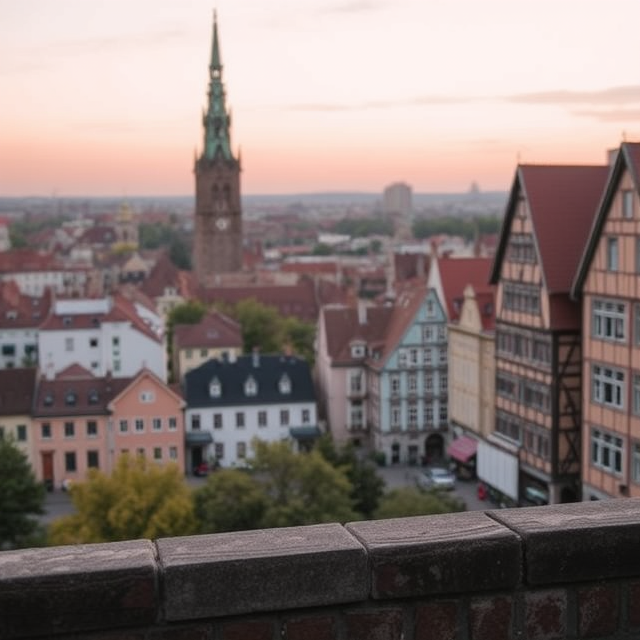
left=2, top=0, right=640, bottom=197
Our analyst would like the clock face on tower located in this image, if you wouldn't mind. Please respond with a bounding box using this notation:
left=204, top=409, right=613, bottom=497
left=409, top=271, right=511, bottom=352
left=216, top=217, right=229, bottom=231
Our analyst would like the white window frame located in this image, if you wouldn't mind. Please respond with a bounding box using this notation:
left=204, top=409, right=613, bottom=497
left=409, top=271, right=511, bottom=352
left=592, top=364, right=625, bottom=409
left=591, top=428, right=623, bottom=475
left=592, top=299, right=626, bottom=342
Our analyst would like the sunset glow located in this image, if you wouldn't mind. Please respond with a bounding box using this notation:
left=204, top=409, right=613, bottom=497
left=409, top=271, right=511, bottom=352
left=2, top=0, right=639, bottom=196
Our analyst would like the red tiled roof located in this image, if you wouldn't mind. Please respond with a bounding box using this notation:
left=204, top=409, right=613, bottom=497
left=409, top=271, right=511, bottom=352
left=140, top=252, right=181, bottom=298
left=0, top=282, right=51, bottom=329
left=174, top=310, right=242, bottom=350
left=438, top=256, right=494, bottom=322
left=0, top=368, right=37, bottom=415
left=473, top=289, right=497, bottom=332
left=0, top=249, right=60, bottom=273
left=493, top=164, right=609, bottom=294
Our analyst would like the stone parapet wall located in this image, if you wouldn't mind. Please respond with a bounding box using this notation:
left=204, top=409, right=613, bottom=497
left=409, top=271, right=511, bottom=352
left=2, top=499, right=640, bottom=639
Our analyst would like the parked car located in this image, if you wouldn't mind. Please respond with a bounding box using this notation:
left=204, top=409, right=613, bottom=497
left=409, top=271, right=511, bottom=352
left=418, top=466, right=456, bottom=490
left=193, top=462, right=211, bottom=477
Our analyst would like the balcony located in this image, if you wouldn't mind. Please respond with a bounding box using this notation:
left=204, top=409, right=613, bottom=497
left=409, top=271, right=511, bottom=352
left=3, top=500, right=640, bottom=640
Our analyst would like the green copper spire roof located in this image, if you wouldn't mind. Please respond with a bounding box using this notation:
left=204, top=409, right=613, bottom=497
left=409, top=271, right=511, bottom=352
left=202, top=11, right=235, bottom=163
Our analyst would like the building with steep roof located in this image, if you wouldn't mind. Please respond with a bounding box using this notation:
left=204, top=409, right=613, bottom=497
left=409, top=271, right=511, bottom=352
left=572, top=142, right=640, bottom=500
left=38, top=295, right=166, bottom=381
left=183, top=354, right=318, bottom=470
left=0, top=368, right=37, bottom=468
left=173, top=310, right=243, bottom=382
left=484, top=163, right=609, bottom=506
left=194, top=13, right=243, bottom=285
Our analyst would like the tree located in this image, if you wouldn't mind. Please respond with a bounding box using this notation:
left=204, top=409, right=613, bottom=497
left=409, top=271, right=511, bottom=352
left=0, top=438, right=45, bottom=549
left=48, top=455, right=197, bottom=544
left=315, top=435, right=385, bottom=520
left=250, top=440, right=357, bottom=528
left=281, top=315, right=316, bottom=365
left=233, top=298, right=283, bottom=353
left=194, top=469, right=268, bottom=533
left=374, top=486, right=465, bottom=520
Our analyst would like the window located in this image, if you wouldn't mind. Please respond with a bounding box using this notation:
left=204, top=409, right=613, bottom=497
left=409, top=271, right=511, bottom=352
left=236, top=412, right=245, bottom=428
left=64, top=422, right=75, bottom=438
left=502, top=282, right=540, bottom=314
left=86, top=421, right=98, bottom=437
left=1, top=344, right=15, bottom=356
left=391, top=406, right=401, bottom=428
left=152, top=418, right=162, bottom=431
left=634, top=374, right=640, bottom=416
left=408, top=404, right=418, bottom=428
left=349, top=371, right=363, bottom=395
left=65, top=391, right=76, bottom=406
left=437, top=325, right=446, bottom=341
left=213, top=413, right=223, bottom=429
left=64, top=452, right=77, bottom=472
left=139, top=390, right=155, bottom=403
left=258, top=411, right=267, bottom=427
left=41, top=423, right=51, bottom=439
left=302, top=409, right=310, bottom=424
left=185, top=349, right=192, bottom=359
left=424, top=373, right=433, bottom=394
left=440, top=374, right=448, bottom=393
left=168, top=417, right=177, bottom=431
left=424, top=403, right=433, bottom=425
left=408, top=373, right=418, bottom=394
left=200, top=348, right=208, bottom=357
left=633, top=442, right=640, bottom=484
left=439, top=404, right=448, bottom=423
left=423, top=348, right=432, bottom=365
left=280, top=409, right=290, bottom=426
left=215, top=442, right=224, bottom=460
left=496, top=410, right=522, bottom=443
left=87, top=450, right=99, bottom=468
left=390, top=374, right=400, bottom=395
left=119, top=419, right=128, bottom=433
left=65, top=337, right=74, bottom=352
left=88, top=389, right=99, bottom=404
left=350, top=401, right=364, bottom=428
left=169, top=446, right=178, bottom=460
left=153, top=447, right=162, bottom=461
left=244, top=376, right=258, bottom=396
left=409, top=348, right=418, bottom=366
left=591, top=428, right=623, bottom=475
left=137, top=447, right=145, bottom=458
left=209, top=377, right=222, bottom=398
left=278, top=374, right=291, bottom=394
left=423, top=325, right=434, bottom=342
left=112, top=336, right=120, bottom=347
left=190, top=414, right=200, bottom=430
left=438, top=348, right=447, bottom=364
left=592, top=365, right=625, bottom=409
left=607, top=237, right=619, bottom=271
left=508, top=233, right=537, bottom=263
left=89, top=337, right=98, bottom=348
left=622, top=189, right=634, bottom=219
left=135, top=418, right=145, bottom=432
left=236, top=442, right=247, bottom=459
left=114, top=360, right=121, bottom=372
left=592, top=299, right=626, bottom=341
left=397, top=349, right=407, bottom=368
left=17, top=424, right=27, bottom=441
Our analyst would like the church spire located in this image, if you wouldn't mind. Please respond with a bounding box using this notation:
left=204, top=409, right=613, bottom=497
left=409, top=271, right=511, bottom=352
left=201, top=11, right=235, bottom=163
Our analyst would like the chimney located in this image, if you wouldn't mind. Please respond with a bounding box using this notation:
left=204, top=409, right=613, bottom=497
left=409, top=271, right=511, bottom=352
left=252, top=346, right=260, bottom=368
left=357, top=299, right=368, bottom=325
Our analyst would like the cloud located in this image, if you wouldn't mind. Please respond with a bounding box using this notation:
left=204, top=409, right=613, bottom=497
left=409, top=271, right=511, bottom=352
left=507, top=85, right=640, bottom=105
left=285, top=94, right=475, bottom=112
left=572, top=109, right=640, bottom=122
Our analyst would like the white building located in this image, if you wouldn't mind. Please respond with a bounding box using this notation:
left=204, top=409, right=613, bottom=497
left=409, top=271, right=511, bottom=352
left=38, top=295, right=166, bottom=381
left=183, top=354, right=319, bottom=470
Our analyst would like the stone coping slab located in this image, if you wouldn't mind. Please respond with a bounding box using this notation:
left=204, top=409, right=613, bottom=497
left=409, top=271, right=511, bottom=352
left=156, top=523, right=368, bottom=621
left=490, top=497, right=640, bottom=585
left=0, top=540, right=158, bottom=639
left=347, top=510, right=521, bottom=598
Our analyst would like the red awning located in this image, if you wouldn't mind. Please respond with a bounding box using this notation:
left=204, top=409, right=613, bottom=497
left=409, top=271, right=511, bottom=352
left=447, top=436, right=478, bottom=463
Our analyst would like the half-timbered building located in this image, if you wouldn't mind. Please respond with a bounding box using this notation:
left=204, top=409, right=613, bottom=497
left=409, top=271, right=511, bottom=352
left=486, top=164, right=608, bottom=505
left=572, top=142, right=640, bottom=500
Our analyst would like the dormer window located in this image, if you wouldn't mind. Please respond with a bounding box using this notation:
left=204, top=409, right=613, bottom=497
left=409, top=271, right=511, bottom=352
left=65, top=391, right=76, bottom=406
left=278, top=374, right=291, bottom=395
left=244, top=375, right=258, bottom=397
left=350, top=342, right=365, bottom=359
left=88, top=389, right=99, bottom=404
left=209, top=377, right=222, bottom=398
left=43, top=393, right=54, bottom=407
left=5, top=310, right=17, bottom=320
left=63, top=316, right=72, bottom=326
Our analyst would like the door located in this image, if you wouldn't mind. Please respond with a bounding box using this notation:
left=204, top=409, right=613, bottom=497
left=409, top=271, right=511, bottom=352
left=41, top=452, right=54, bottom=491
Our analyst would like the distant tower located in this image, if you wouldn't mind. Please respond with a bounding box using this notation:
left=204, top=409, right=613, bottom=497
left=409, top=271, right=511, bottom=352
left=114, top=201, right=138, bottom=249
left=383, top=182, right=413, bottom=217
left=194, top=12, right=243, bottom=285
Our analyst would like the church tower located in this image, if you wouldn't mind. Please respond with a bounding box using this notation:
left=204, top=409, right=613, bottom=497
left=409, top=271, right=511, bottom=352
left=194, top=12, right=242, bottom=285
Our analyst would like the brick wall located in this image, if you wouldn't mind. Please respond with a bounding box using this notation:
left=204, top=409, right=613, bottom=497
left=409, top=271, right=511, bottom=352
left=2, top=499, right=640, bottom=639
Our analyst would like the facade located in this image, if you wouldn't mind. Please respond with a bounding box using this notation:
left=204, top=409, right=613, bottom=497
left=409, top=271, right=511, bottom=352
left=183, top=354, right=318, bottom=470
left=107, top=369, right=185, bottom=473
left=486, top=164, right=609, bottom=506
left=0, top=368, right=37, bottom=468
left=447, top=284, right=496, bottom=476
left=172, top=310, right=243, bottom=383
left=572, top=142, right=640, bottom=500
left=383, top=182, right=413, bottom=217
left=38, top=296, right=166, bottom=381
left=193, top=13, right=243, bottom=285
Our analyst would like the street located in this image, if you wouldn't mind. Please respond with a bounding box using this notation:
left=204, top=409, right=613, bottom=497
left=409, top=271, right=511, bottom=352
left=41, top=464, right=491, bottom=525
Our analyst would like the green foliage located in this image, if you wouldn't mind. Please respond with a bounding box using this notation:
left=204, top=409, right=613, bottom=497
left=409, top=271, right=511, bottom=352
left=315, top=434, right=385, bottom=519
left=138, top=222, right=176, bottom=249
left=169, top=235, right=192, bottom=270
left=374, top=486, right=465, bottom=520
left=332, top=216, right=394, bottom=237
left=48, top=455, right=197, bottom=544
left=412, top=215, right=501, bottom=241
left=312, top=242, right=333, bottom=256
left=0, top=438, right=45, bottom=549
left=251, top=440, right=357, bottom=528
left=166, top=300, right=207, bottom=382
left=194, top=470, right=268, bottom=533
left=225, top=298, right=316, bottom=362
left=9, top=215, right=71, bottom=250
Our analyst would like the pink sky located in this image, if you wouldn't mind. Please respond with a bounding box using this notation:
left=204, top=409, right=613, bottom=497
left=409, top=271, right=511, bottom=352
left=2, top=0, right=639, bottom=196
